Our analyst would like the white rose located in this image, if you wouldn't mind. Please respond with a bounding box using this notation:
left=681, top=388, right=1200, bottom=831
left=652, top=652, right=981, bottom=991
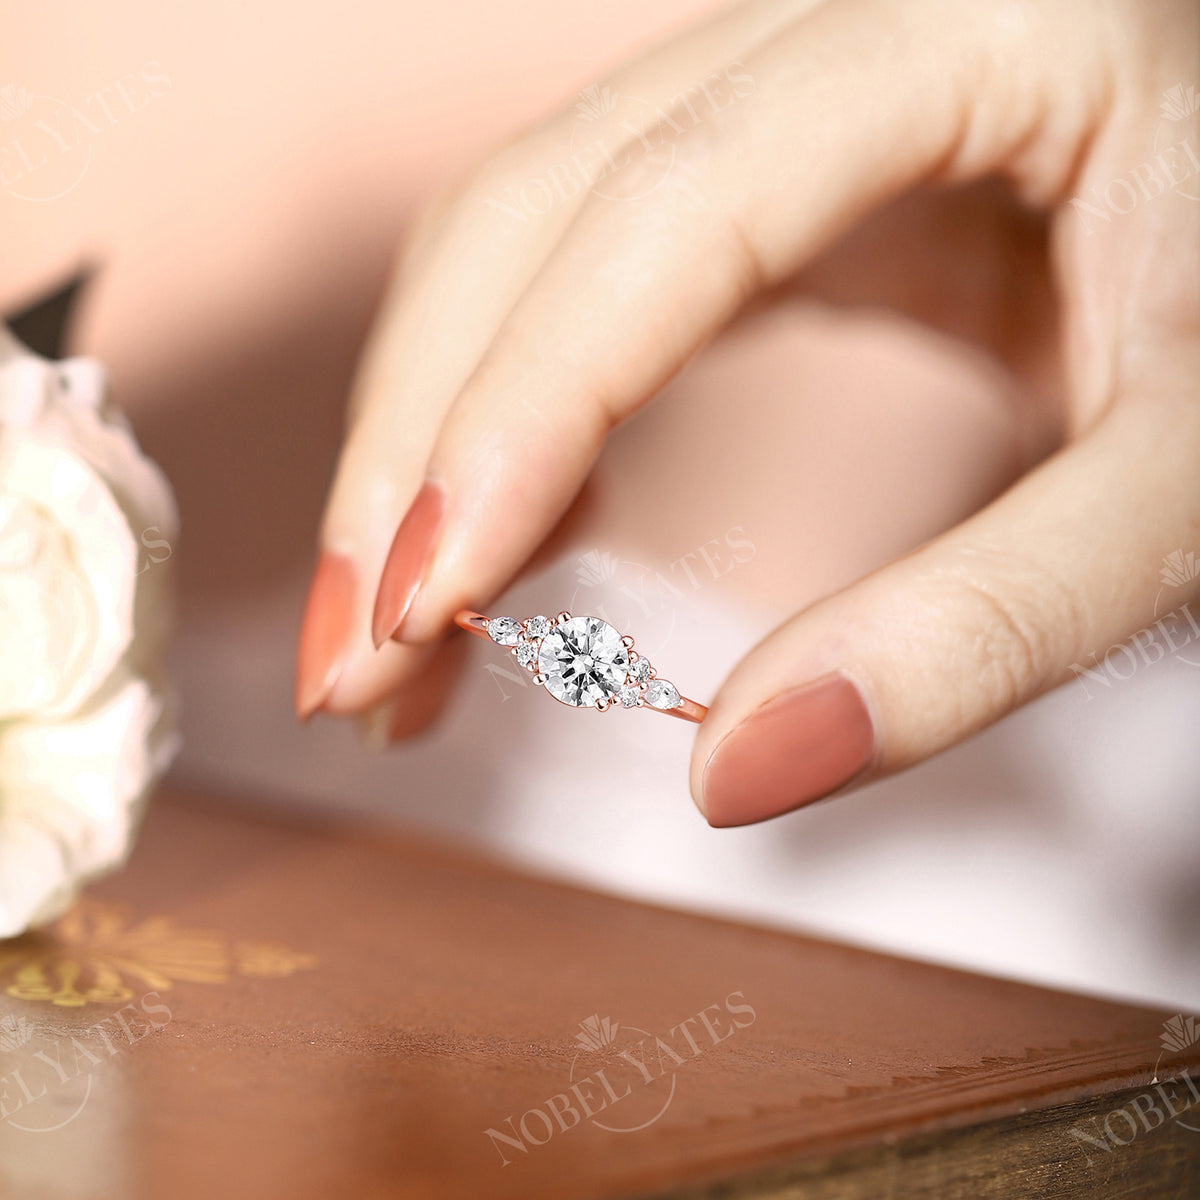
left=0, top=325, right=180, bottom=937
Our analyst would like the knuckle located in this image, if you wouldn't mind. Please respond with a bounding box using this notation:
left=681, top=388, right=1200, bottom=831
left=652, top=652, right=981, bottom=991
left=968, top=585, right=1045, bottom=712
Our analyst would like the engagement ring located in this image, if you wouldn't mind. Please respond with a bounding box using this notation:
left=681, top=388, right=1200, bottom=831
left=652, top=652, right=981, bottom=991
left=454, top=610, right=708, bottom=723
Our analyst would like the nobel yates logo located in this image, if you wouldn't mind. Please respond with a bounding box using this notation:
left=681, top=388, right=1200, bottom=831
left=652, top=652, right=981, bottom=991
left=0, top=64, right=170, bottom=203
left=0, top=992, right=172, bottom=1134
left=1070, top=83, right=1200, bottom=233
left=569, top=525, right=755, bottom=644
left=135, top=525, right=173, bottom=576
left=484, top=62, right=756, bottom=224
left=484, top=991, right=757, bottom=1165
left=1069, top=549, right=1200, bottom=699
left=1067, top=1012, right=1200, bottom=1165
left=573, top=527, right=756, bottom=603
left=1153, top=550, right=1200, bottom=668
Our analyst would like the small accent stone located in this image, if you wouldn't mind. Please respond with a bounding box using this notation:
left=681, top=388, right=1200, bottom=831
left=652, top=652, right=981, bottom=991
left=487, top=616, right=522, bottom=646
left=645, top=679, right=681, bottom=709
left=516, top=641, right=539, bottom=668
left=524, top=615, right=551, bottom=639
left=618, top=686, right=641, bottom=708
left=631, top=657, right=652, bottom=684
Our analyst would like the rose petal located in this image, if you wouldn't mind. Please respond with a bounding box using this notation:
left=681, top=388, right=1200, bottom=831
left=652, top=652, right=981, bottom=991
left=0, top=672, right=179, bottom=937
left=0, top=438, right=138, bottom=718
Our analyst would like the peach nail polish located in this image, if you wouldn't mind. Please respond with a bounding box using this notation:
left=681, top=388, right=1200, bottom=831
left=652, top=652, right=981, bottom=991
left=700, top=673, right=875, bottom=827
left=295, top=551, right=358, bottom=719
left=371, top=480, right=446, bottom=647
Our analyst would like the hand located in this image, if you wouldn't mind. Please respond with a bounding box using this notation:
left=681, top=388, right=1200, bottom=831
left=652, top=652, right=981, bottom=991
left=296, top=0, right=1200, bottom=825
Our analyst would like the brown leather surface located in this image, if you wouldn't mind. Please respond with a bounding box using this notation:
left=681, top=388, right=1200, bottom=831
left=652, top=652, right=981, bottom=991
left=0, top=785, right=1194, bottom=1199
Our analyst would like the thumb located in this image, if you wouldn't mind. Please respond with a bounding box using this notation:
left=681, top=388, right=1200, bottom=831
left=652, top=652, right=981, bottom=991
left=693, top=386, right=1200, bottom=826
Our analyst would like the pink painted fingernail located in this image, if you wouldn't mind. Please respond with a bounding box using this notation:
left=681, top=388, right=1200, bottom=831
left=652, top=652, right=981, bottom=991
left=700, top=673, right=875, bottom=827
left=295, top=551, right=358, bottom=719
left=371, top=480, right=446, bottom=647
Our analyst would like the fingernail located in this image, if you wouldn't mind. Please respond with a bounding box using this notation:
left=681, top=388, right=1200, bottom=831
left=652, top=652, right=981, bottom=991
left=371, top=480, right=446, bottom=647
left=295, top=551, right=358, bottom=719
left=700, top=673, right=875, bottom=827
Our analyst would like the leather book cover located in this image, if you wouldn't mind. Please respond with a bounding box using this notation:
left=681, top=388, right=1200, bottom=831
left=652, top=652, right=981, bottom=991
left=0, top=786, right=1196, bottom=1199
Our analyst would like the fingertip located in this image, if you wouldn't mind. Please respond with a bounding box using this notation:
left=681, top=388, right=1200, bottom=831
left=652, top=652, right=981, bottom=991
left=697, top=673, right=876, bottom=827
left=295, top=551, right=358, bottom=720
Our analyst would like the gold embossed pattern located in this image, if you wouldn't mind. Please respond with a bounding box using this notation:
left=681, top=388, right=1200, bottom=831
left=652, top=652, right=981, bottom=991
left=0, top=899, right=316, bottom=1007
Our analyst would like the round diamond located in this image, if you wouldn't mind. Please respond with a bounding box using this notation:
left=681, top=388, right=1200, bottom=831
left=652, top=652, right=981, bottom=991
left=645, top=679, right=681, bottom=710
left=515, top=640, right=539, bottom=668
left=487, top=616, right=522, bottom=646
left=524, top=615, right=551, bottom=639
left=537, top=616, right=629, bottom=707
left=630, top=657, right=652, bottom=685
left=618, top=685, right=641, bottom=708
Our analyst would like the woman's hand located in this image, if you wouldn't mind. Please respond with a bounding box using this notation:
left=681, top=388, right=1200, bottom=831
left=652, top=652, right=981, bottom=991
left=296, top=0, right=1199, bottom=825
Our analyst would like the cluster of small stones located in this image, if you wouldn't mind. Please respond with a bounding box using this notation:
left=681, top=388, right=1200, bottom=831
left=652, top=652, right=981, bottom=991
left=486, top=613, right=682, bottom=710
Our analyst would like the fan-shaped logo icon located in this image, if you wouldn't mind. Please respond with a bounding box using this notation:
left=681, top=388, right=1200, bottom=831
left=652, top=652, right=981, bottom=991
left=1160, top=549, right=1200, bottom=588
left=0, top=84, right=35, bottom=122
left=0, top=1013, right=34, bottom=1053
left=1161, top=84, right=1200, bottom=122
left=575, top=85, right=618, bottom=123
left=575, top=549, right=621, bottom=588
left=573, top=1013, right=620, bottom=1051
left=1161, top=1013, right=1200, bottom=1054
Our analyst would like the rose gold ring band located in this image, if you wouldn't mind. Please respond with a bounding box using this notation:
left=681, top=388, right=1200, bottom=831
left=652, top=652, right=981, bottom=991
left=454, top=609, right=708, bottom=723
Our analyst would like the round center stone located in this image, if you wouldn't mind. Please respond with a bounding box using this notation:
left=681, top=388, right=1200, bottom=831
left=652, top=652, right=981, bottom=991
left=537, top=616, right=629, bottom=707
